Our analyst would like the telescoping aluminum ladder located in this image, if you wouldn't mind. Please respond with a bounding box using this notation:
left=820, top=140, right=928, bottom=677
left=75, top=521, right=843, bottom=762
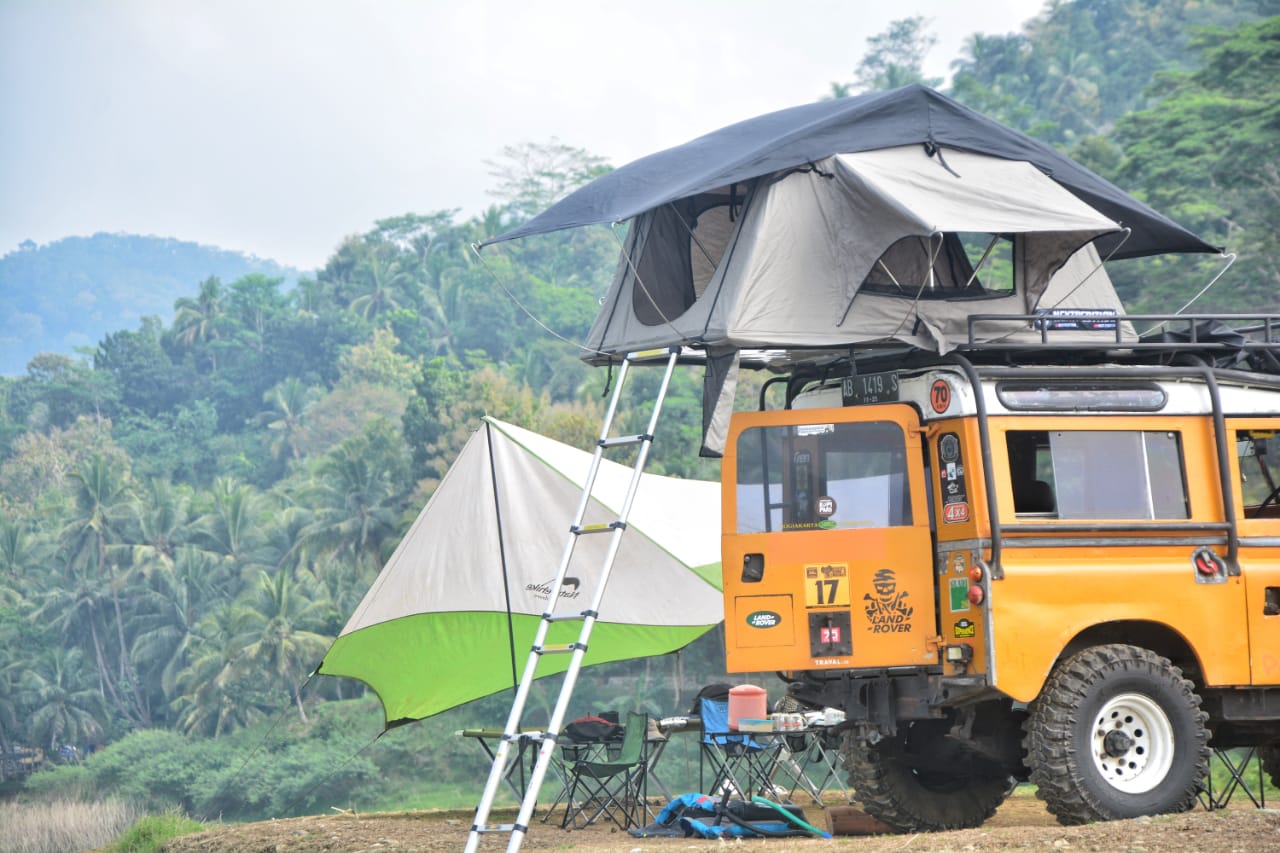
left=465, top=347, right=681, bottom=853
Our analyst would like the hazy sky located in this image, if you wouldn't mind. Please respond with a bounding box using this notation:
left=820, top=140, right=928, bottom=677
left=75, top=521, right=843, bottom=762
left=1, top=0, right=1046, bottom=270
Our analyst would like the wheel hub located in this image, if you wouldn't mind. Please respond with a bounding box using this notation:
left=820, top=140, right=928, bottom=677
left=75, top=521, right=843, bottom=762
left=1102, top=730, right=1135, bottom=757
left=1090, top=692, right=1175, bottom=794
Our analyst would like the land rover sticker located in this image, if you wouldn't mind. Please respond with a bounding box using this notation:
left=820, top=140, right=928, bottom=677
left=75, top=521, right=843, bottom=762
left=746, top=610, right=782, bottom=629
left=863, top=568, right=913, bottom=633
left=954, top=618, right=976, bottom=638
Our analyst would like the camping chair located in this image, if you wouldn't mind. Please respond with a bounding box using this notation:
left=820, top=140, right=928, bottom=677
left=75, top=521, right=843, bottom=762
left=699, top=699, right=783, bottom=801
left=560, top=711, right=650, bottom=830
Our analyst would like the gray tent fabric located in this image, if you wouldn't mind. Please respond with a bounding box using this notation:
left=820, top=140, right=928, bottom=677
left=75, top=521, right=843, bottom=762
left=582, top=145, right=1129, bottom=359
left=483, top=85, right=1218, bottom=260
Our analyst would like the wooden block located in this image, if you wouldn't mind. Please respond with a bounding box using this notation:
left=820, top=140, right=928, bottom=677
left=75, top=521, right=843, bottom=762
left=825, top=805, right=894, bottom=836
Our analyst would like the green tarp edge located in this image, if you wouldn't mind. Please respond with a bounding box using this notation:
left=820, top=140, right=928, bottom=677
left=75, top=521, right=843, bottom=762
left=318, top=612, right=715, bottom=726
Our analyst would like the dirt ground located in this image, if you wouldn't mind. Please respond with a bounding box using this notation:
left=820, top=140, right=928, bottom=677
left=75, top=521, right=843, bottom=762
left=162, top=793, right=1280, bottom=852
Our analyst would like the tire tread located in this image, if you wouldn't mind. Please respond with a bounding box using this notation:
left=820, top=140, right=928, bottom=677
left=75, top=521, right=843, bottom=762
left=1024, top=644, right=1208, bottom=826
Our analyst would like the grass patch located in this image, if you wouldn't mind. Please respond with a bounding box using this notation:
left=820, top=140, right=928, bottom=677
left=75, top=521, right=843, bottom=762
left=100, top=811, right=206, bottom=853
left=0, top=798, right=141, bottom=853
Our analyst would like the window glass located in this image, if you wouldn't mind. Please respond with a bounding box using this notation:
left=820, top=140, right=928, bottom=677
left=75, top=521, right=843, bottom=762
left=735, top=421, right=912, bottom=533
left=1236, top=429, right=1280, bottom=513
left=1005, top=430, right=1189, bottom=520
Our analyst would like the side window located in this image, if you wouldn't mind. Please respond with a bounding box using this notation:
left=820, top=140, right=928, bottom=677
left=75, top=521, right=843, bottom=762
left=1236, top=429, right=1280, bottom=518
left=1006, top=429, right=1189, bottom=520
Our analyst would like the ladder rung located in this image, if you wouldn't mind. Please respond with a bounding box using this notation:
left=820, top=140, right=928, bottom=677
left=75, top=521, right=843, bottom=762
left=536, top=642, right=586, bottom=655
left=627, top=347, right=679, bottom=362
left=544, top=610, right=590, bottom=623
left=572, top=521, right=625, bottom=535
left=599, top=433, right=651, bottom=448
left=504, top=730, right=547, bottom=743
left=473, top=824, right=515, bottom=833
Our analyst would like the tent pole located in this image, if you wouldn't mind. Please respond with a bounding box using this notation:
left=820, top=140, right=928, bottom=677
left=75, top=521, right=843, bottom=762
left=485, top=419, right=521, bottom=691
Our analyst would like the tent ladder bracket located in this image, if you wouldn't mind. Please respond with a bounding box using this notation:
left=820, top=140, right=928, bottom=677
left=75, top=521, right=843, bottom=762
left=465, top=348, right=680, bottom=853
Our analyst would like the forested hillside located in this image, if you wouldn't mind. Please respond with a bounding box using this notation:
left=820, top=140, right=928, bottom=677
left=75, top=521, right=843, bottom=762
left=1, top=0, right=1276, bottom=821
left=0, top=233, right=301, bottom=377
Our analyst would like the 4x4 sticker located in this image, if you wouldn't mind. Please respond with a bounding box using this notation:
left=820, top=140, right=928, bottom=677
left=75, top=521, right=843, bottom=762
left=864, top=568, right=913, bottom=633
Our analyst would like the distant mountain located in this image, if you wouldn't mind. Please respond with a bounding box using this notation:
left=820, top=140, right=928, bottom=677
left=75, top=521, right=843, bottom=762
left=0, top=233, right=305, bottom=376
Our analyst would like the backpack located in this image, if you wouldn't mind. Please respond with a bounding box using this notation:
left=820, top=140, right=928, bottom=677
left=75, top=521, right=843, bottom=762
left=689, top=683, right=732, bottom=716
left=562, top=715, right=620, bottom=743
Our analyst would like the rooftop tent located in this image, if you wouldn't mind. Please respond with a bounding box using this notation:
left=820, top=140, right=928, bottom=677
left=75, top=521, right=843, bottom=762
left=583, top=145, right=1130, bottom=357
left=317, top=417, right=723, bottom=727
left=479, top=86, right=1216, bottom=453
left=484, top=85, right=1216, bottom=260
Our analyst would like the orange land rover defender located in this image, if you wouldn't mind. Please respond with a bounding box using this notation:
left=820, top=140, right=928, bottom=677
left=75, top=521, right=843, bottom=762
left=721, top=329, right=1280, bottom=830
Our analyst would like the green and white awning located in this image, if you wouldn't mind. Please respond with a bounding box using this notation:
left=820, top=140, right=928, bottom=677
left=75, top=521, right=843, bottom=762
left=317, top=417, right=723, bottom=726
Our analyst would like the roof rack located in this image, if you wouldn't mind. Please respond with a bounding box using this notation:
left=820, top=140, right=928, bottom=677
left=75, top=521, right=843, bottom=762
left=964, top=312, right=1280, bottom=351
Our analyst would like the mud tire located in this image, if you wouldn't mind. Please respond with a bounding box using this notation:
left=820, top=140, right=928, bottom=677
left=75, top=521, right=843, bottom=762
left=1024, top=644, right=1208, bottom=826
left=842, top=722, right=1011, bottom=832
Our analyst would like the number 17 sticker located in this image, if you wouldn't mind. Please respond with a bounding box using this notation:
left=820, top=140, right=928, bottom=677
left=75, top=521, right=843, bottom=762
left=804, top=563, right=850, bottom=607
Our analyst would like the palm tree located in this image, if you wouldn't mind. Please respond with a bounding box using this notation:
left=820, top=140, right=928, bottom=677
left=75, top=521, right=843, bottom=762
left=295, top=432, right=404, bottom=568
left=126, top=479, right=190, bottom=579
left=234, top=569, right=331, bottom=723
left=348, top=251, right=411, bottom=321
left=173, top=276, right=227, bottom=372
left=172, top=601, right=264, bottom=738
left=34, top=562, right=125, bottom=721
left=192, top=478, right=277, bottom=580
left=0, top=515, right=46, bottom=581
left=59, top=454, right=149, bottom=725
left=20, top=647, right=107, bottom=753
left=258, top=378, right=319, bottom=461
left=128, top=547, right=220, bottom=716
left=0, top=619, right=26, bottom=757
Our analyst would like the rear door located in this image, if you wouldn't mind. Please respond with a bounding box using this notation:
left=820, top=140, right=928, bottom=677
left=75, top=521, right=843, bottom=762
left=1229, top=419, right=1280, bottom=686
left=721, top=405, right=937, bottom=674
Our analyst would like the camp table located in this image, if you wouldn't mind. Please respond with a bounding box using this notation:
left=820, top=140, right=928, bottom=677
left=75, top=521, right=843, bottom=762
left=458, top=728, right=561, bottom=804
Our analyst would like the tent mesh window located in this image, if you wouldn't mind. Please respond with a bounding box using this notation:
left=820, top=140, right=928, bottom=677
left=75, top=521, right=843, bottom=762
left=633, top=189, right=743, bottom=326
left=859, top=232, right=1014, bottom=300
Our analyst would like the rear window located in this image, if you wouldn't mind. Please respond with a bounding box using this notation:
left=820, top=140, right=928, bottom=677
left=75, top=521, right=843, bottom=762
left=735, top=421, right=912, bottom=533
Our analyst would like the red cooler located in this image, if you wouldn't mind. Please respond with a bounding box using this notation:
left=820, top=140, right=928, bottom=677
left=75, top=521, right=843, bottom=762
left=728, top=684, right=767, bottom=731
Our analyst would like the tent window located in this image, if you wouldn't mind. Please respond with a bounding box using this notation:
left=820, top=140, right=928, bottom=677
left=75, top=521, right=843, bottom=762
left=634, top=198, right=736, bottom=326
left=860, top=233, right=1014, bottom=300
left=689, top=204, right=735, bottom=297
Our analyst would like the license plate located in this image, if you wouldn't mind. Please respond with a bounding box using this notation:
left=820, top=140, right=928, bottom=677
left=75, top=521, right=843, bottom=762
left=842, top=371, right=900, bottom=405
